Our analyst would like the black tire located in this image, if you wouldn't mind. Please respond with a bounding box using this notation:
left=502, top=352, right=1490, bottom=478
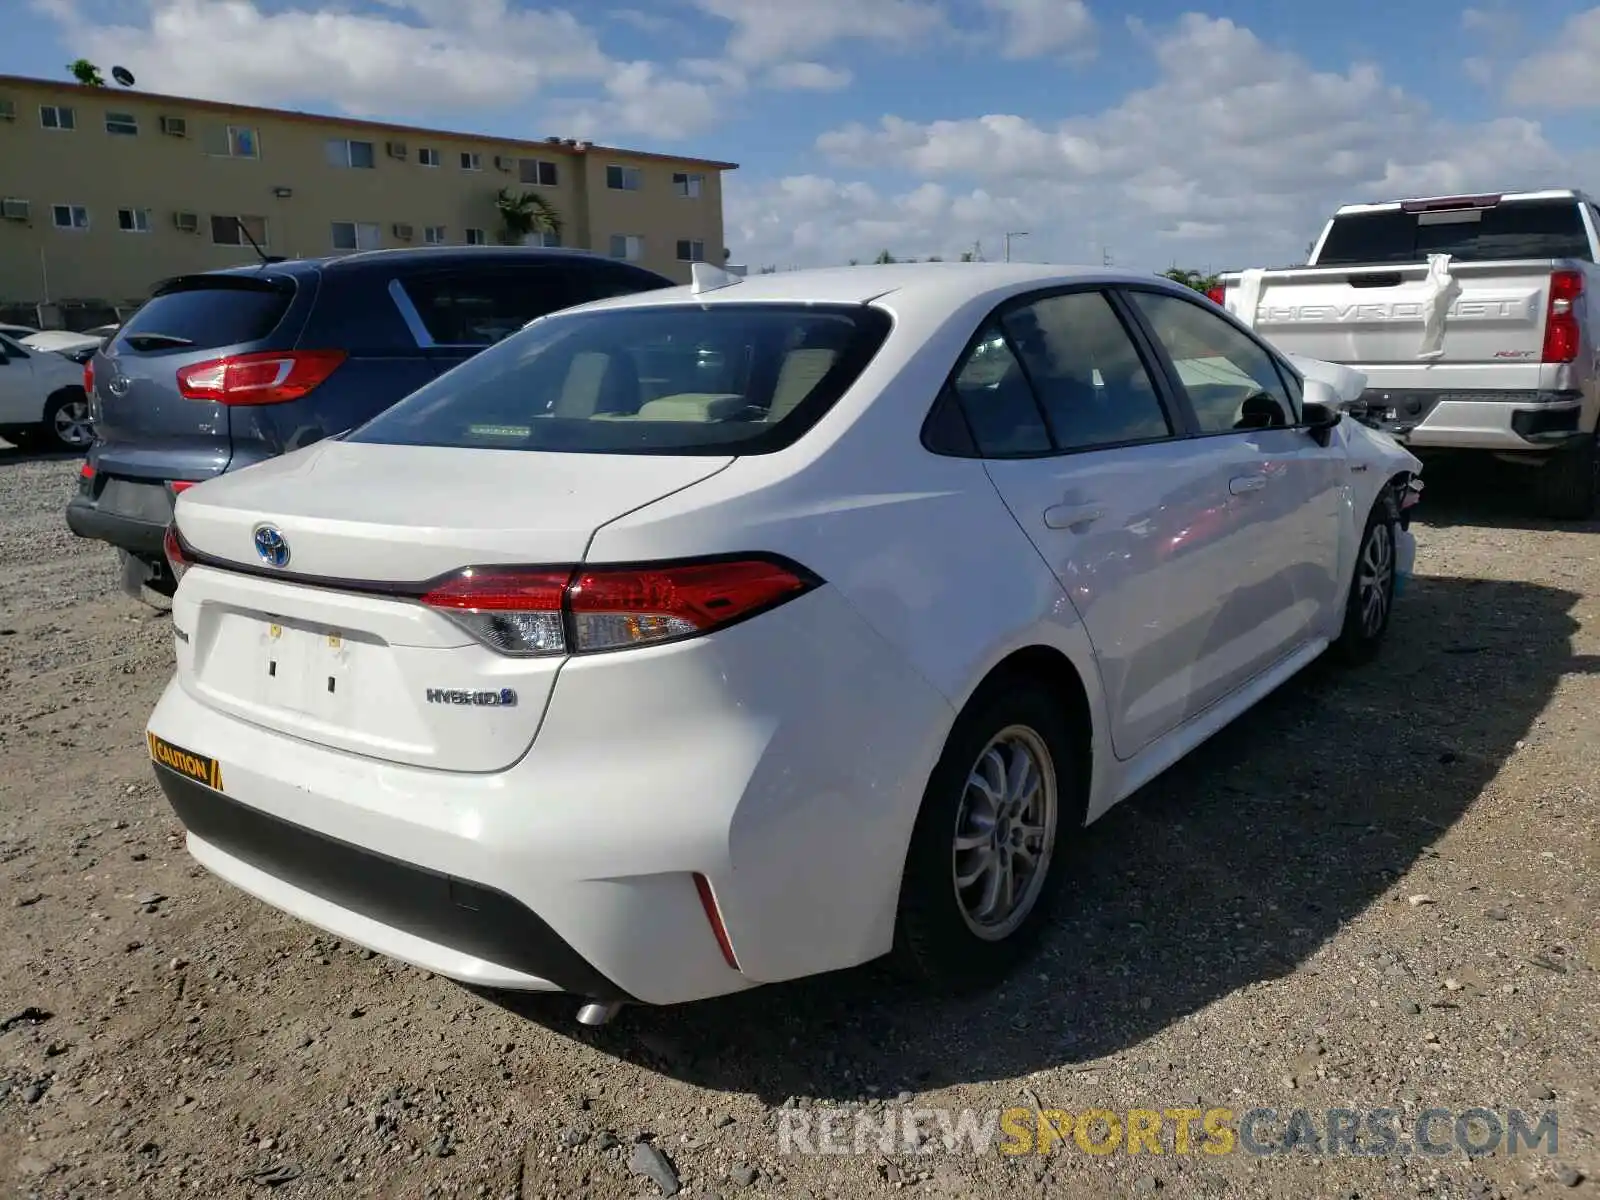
left=1330, top=496, right=1399, bottom=666
left=1533, top=435, right=1597, bottom=521
left=41, top=388, right=94, bottom=453
left=892, top=676, right=1080, bottom=992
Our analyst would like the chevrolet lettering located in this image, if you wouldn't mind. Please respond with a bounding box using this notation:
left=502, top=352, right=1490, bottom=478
left=1256, top=297, right=1536, bottom=325
left=425, top=688, right=518, bottom=707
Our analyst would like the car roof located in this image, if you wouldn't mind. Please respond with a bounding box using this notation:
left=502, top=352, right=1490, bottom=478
left=563, top=262, right=1178, bottom=313
left=196, top=246, right=655, bottom=281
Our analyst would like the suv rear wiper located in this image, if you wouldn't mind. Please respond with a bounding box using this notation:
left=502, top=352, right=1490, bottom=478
left=121, top=332, right=195, bottom=350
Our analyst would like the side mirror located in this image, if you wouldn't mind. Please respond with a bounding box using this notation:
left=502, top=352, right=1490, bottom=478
left=1301, top=378, right=1343, bottom=447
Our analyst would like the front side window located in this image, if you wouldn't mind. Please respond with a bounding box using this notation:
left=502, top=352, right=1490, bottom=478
left=1128, top=289, right=1296, bottom=433
left=1000, top=292, right=1172, bottom=450
left=346, top=303, right=892, bottom=456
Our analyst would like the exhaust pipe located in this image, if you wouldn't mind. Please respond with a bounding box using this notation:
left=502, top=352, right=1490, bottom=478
left=576, top=1001, right=624, bottom=1027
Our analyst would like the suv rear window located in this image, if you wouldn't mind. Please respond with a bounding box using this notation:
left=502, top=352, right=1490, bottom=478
left=346, top=303, right=892, bottom=455
left=114, top=275, right=295, bottom=352
left=1316, top=199, right=1593, bottom=266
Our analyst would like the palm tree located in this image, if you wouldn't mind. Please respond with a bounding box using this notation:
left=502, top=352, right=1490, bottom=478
left=67, top=59, right=105, bottom=87
left=494, top=188, right=563, bottom=245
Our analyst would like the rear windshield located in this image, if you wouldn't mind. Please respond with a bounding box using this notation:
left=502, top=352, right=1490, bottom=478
left=114, top=276, right=296, bottom=352
left=1316, top=199, right=1593, bottom=267
left=345, top=302, right=893, bottom=455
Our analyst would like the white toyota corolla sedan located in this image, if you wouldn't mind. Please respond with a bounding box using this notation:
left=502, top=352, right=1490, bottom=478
left=147, top=262, right=1421, bottom=1022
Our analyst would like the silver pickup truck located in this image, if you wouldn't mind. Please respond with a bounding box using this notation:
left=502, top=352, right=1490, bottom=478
left=1213, top=189, right=1599, bottom=518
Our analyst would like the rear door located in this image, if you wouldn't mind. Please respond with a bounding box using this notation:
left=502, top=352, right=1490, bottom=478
left=1123, top=286, right=1344, bottom=667
left=935, top=286, right=1261, bottom=760
left=92, top=272, right=306, bottom=481
left=0, top=335, right=41, bottom=425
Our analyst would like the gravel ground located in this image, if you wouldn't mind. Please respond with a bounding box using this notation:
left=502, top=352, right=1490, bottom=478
left=0, top=445, right=1595, bottom=1200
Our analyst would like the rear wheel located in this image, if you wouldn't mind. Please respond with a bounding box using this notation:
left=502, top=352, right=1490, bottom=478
left=42, top=388, right=94, bottom=453
left=892, top=678, right=1079, bottom=991
left=1533, top=434, right=1598, bottom=521
left=1331, top=498, right=1398, bottom=665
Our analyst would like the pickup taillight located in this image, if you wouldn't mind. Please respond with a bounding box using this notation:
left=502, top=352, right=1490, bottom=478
left=1541, top=270, right=1583, bottom=364
left=1206, top=285, right=1225, bottom=306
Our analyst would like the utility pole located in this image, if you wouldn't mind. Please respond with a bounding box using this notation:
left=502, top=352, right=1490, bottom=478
left=1003, top=230, right=1029, bottom=262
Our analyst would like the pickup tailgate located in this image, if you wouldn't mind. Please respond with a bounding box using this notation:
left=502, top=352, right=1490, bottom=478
left=1237, top=260, right=1551, bottom=368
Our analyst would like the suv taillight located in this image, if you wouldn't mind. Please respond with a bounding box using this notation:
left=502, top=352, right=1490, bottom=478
left=83, top=358, right=94, bottom=396
left=419, top=556, right=821, bottom=657
left=1541, top=270, right=1583, bottom=364
left=176, top=350, right=347, bottom=405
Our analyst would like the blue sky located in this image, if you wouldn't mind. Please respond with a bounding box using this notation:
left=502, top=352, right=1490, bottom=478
left=8, top=0, right=1599, bottom=270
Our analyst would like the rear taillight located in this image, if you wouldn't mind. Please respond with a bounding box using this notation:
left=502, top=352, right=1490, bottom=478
left=78, top=461, right=94, bottom=481
left=163, top=523, right=191, bottom=586
left=418, top=556, right=820, bottom=657
left=1205, top=286, right=1225, bottom=306
left=176, top=350, right=347, bottom=405
left=1542, top=271, right=1583, bottom=364
left=83, top=359, right=94, bottom=396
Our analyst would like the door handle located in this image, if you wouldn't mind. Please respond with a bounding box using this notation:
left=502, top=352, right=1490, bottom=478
left=1043, top=503, right=1105, bottom=530
left=1228, top=474, right=1268, bottom=495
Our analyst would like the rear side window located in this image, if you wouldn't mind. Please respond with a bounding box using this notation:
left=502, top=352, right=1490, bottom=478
left=346, top=303, right=892, bottom=455
left=1316, top=199, right=1593, bottom=266
left=115, top=277, right=295, bottom=351
left=396, top=267, right=668, bottom=347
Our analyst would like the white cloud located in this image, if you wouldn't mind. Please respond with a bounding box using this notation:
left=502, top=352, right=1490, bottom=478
left=1503, top=6, right=1600, bottom=110
left=736, top=14, right=1586, bottom=271
left=765, top=62, right=854, bottom=91
left=982, top=0, right=1095, bottom=60
left=557, top=61, right=726, bottom=141
left=692, top=0, right=945, bottom=65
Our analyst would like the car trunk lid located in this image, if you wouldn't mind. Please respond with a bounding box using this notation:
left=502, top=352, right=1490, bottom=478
left=170, top=440, right=732, bottom=771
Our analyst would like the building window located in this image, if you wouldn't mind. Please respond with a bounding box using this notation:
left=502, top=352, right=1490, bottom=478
left=519, top=159, right=559, bottom=187
left=465, top=228, right=488, bottom=246
left=325, top=139, right=376, bottom=169
left=609, top=234, right=644, bottom=261
left=202, top=124, right=258, bottom=158
left=52, top=204, right=89, bottom=230
left=418, top=147, right=441, bottom=167
left=525, top=230, right=561, bottom=248
left=676, top=239, right=706, bottom=262
left=606, top=165, right=643, bottom=191
left=40, top=105, right=76, bottom=131
left=459, top=151, right=482, bottom=171
left=331, top=221, right=381, bottom=251
left=212, top=214, right=269, bottom=246
left=673, top=172, right=704, bottom=198
left=424, top=225, right=447, bottom=245
left=105, top=111, right=139, bottom=136
left=118, top=207, right=151, bottom=233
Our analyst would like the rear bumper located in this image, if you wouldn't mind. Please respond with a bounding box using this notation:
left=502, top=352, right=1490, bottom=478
left=154, top=763, right=631, bottom=998
left=1346, top=388, right=1591, bottom=451
left=65, top=493, right=167, bottom=558
left=144, top=585, right=954, bottom=1005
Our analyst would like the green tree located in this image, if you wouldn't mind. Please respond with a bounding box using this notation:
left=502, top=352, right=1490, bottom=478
left=494, top=188, right=563, bottom=245
left=1160, top=267, right=1220, bottom=294
left=67, top=59, right=105, bottom=87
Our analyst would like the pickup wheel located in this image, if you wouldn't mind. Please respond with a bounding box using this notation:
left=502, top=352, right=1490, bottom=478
left=1331, top=496, right=1399, bottom=666
left=1533, top=434, right=1598, bottom=521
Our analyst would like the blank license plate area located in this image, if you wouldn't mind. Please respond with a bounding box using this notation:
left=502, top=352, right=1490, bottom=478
left=209, top=610, right=369, bottom=723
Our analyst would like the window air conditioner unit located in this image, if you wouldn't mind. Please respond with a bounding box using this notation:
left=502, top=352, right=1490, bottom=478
left=0, top=100, right=16, bottom=122
left=392, top=223, right=414, bottom=240
left=159, top=115, right=187, bottom=137
left=173, top=211, right=199, bottom=233
left=1, top=198, right=30, bottom=221
left=494, top=155, right=513, bottom=171
left=386, top=141, right=407, bottom=160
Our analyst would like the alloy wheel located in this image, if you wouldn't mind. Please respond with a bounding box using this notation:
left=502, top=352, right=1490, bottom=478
left=1358, top=521, right=1394, bottom=638
left=52, top=398, right=94, bottom=449
left=951, top=724, right=1058, bottom=941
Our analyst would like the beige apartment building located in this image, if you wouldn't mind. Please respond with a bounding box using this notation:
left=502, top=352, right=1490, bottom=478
left=0, top=74, right=736, bottom=328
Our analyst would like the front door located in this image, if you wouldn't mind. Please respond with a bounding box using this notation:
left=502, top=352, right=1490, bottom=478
left=1121, top=287, right=1344, bottom=675
left=0, top=336, right=40, bottom=425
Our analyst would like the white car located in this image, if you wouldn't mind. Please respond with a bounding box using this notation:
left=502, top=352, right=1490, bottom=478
left=147, top=264, right=1422, bottom=1021
left=20, top=324, right=120, bottom=356
left=0, top=333, right=95, bottom=452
